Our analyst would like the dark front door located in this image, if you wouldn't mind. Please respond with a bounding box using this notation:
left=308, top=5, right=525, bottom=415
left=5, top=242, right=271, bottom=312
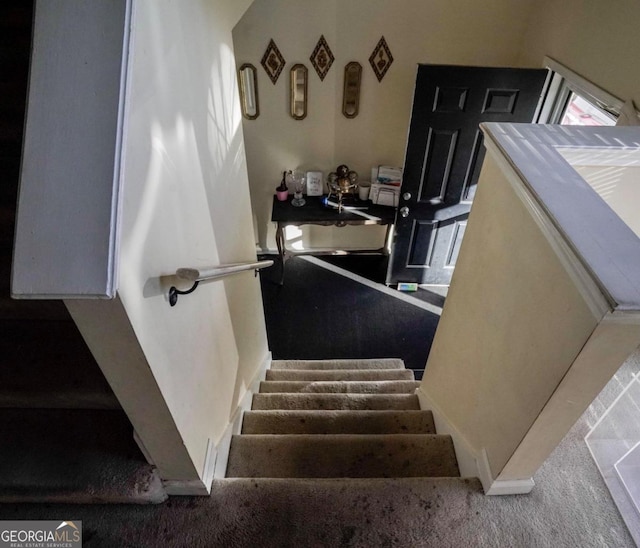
left=387, top=65, right=548, bottom=285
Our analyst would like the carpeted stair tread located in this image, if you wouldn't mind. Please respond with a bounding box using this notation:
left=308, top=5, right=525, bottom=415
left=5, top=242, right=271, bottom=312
left=266, top=368, right=415, bottom=381
left=259, top=380, right=420, bottom=394
left=241, top=410, right=436, bottom=435
left=0, top=408, right=166, bottom=504
left=226, top=434, right=459, bottom=478
left=252, top=393, right=420, bottom=410
left=271, top=358, right=405, bottom=370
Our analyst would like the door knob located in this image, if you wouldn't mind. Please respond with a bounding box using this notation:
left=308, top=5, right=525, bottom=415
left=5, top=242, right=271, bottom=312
left=400, top=206, right=410, bottom=218
left=403, top=192, right=412, bottom=201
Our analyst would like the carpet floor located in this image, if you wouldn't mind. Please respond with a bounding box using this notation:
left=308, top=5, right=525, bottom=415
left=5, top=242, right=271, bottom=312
left=0, top=257, right=634, bottom=546
left=317, top=255, right=448, bottom=308
left=259, top=256, right=440, bottom=377
left=0, top=415, right=632, bottom=547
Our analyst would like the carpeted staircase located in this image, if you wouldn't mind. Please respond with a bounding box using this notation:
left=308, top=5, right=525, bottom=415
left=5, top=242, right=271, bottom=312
left=226, top=358, right=460, bottom=480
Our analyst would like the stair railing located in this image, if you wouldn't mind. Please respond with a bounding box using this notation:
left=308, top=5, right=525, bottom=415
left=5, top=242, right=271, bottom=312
left=169, top=259, right=273, bottom=306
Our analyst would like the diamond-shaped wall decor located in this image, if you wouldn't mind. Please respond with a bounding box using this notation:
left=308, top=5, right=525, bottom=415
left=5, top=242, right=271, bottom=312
left=369, top=36, right=394, bottom=82
left=261, top=39, right=286, bottom=84
left=310, top=35, right=334, bottom=81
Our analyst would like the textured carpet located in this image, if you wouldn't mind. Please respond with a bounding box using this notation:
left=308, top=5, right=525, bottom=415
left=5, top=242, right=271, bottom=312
left=226, top=434, right=459, bottom=478
left=271, top=358, right=406, bottom=370
left=252, top=393, right=420, bottom=410
left=258, top=380, right=421, bottom=393
left=0, top=416, right=632, bottom=547
left=317, top=254, right=448, bottom=308
left=228, top=360, right=458, bottom=479
left=266, top=368, right=414, bottom=381
left=0, top=409, right=166, bottom=504
left=241, top=409, right=436, bottom=435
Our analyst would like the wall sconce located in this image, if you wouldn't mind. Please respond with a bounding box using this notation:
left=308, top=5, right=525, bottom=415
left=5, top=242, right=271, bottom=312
left=238, top=63, right=259, bottom=120
left=290, top=64, right=308, bottom=120
left=342, top=62, right=362, bottom=118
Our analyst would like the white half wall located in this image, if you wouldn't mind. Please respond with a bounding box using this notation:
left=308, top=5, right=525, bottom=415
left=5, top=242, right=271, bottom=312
left=12, top=0, right=130, bottom=298
left=422, top=124, right=640, bottom=493
left=12, top=0, right=268, bottom=493
left=112, top=0, right=268, bottom=486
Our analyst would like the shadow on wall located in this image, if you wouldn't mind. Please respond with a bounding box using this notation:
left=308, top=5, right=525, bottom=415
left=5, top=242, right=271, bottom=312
left=116, top=0, right=268, bottom=468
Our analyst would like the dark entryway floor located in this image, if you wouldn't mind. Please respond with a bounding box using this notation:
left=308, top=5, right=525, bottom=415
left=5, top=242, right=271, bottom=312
left=258, top=255, right=443, bottom=379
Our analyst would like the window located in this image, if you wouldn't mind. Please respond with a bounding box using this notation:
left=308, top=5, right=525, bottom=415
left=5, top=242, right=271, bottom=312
left=560, top=93, right=616, bottom=126
left=537, top=58, right=622, bottom=126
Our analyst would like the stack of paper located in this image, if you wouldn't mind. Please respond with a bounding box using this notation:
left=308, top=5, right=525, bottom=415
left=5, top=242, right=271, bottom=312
left=375, top=165, right=403, bottom=186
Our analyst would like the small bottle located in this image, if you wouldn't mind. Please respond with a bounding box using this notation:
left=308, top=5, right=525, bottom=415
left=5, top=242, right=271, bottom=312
left=276, top=171, right=288, bottom=201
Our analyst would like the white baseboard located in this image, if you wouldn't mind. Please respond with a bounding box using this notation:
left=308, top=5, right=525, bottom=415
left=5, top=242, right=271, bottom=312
left=416, top=387, right=479, bottom=478
left=162, top=352, right=272, bottom=496
left=164, top=436, right=217, bottom=496
left=477, top=448, right=535, bottom=495
left=416, top=387, right=534, bottom=496
left=212, top=351, right=272, bottom=479
left=164, top=479, right=210, bottom=496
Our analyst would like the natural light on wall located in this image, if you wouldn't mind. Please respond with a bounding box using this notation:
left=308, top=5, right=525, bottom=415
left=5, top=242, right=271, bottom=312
left=557, top=147, right=640, bottom=238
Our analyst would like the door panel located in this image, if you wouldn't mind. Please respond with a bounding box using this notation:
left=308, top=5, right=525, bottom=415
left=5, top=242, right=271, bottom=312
left=461, top=130, right=485, bottom=202
left=445, top=219, right=467, bottom=268
left=418, top=129, right=458, bottom=204
left=387, top=64, right=548, bottom=285
left=407, top=220, right=438, bottom=266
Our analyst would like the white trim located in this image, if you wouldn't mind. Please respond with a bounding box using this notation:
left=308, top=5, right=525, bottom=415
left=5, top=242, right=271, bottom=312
left=483, top=136, right=612, bottom=320
left=601, top=310, right=640, bottom=326
left=543, top=57, right=624, bottom=115
left=108, top=0, right=134, bottom=297
left=301, top=256, right=444, bottom=315
left=162, top=439, right=216, bottom=496
left=133, top=430, right=155, bottom=465
left=201, top=437, right=216, bottom=492
left=212, top=351, right=272, bottom=479
left=417, top=386, right=536, bottom=495
left=163, top=352, right=271, bottom=494
left=477, top=449, right=535, bottom=496
left=416, top=387, right=479, bottom=479
left=164, top=479, right=209, bottom=496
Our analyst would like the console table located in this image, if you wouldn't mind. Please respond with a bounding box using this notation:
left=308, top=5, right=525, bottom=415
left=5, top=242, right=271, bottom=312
left=271, top=196, right=396, bottom=284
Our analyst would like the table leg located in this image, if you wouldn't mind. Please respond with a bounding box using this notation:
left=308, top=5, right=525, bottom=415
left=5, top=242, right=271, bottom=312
left=383, top=223, right=394, bottom=255
left=275, top=222, right=286, bottom=285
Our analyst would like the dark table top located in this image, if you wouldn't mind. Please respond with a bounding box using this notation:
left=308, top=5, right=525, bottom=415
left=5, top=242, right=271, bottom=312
left=271, top=195, right=396, bottom=223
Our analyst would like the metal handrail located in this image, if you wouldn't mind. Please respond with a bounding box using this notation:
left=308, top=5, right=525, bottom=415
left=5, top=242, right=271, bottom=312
left=169, top=259, right=273, bottom=306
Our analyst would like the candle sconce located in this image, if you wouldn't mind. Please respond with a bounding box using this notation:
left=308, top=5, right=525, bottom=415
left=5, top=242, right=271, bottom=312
left=342, top=62, right=362, bottom=118
left=290, top=64, right=308, bottom=120
left=238, top=63, right=259, bottom=120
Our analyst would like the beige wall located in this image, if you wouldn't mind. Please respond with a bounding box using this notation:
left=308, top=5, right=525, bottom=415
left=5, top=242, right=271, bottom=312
left=233, top=0, right=536, bottom=251
left=421, top=152, right=601, bottom=478
left=519, top=0, right=640, bottom=105
left=573, top=165, right=640, bottom=238
left=72, top=0, right=268, bottom=484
